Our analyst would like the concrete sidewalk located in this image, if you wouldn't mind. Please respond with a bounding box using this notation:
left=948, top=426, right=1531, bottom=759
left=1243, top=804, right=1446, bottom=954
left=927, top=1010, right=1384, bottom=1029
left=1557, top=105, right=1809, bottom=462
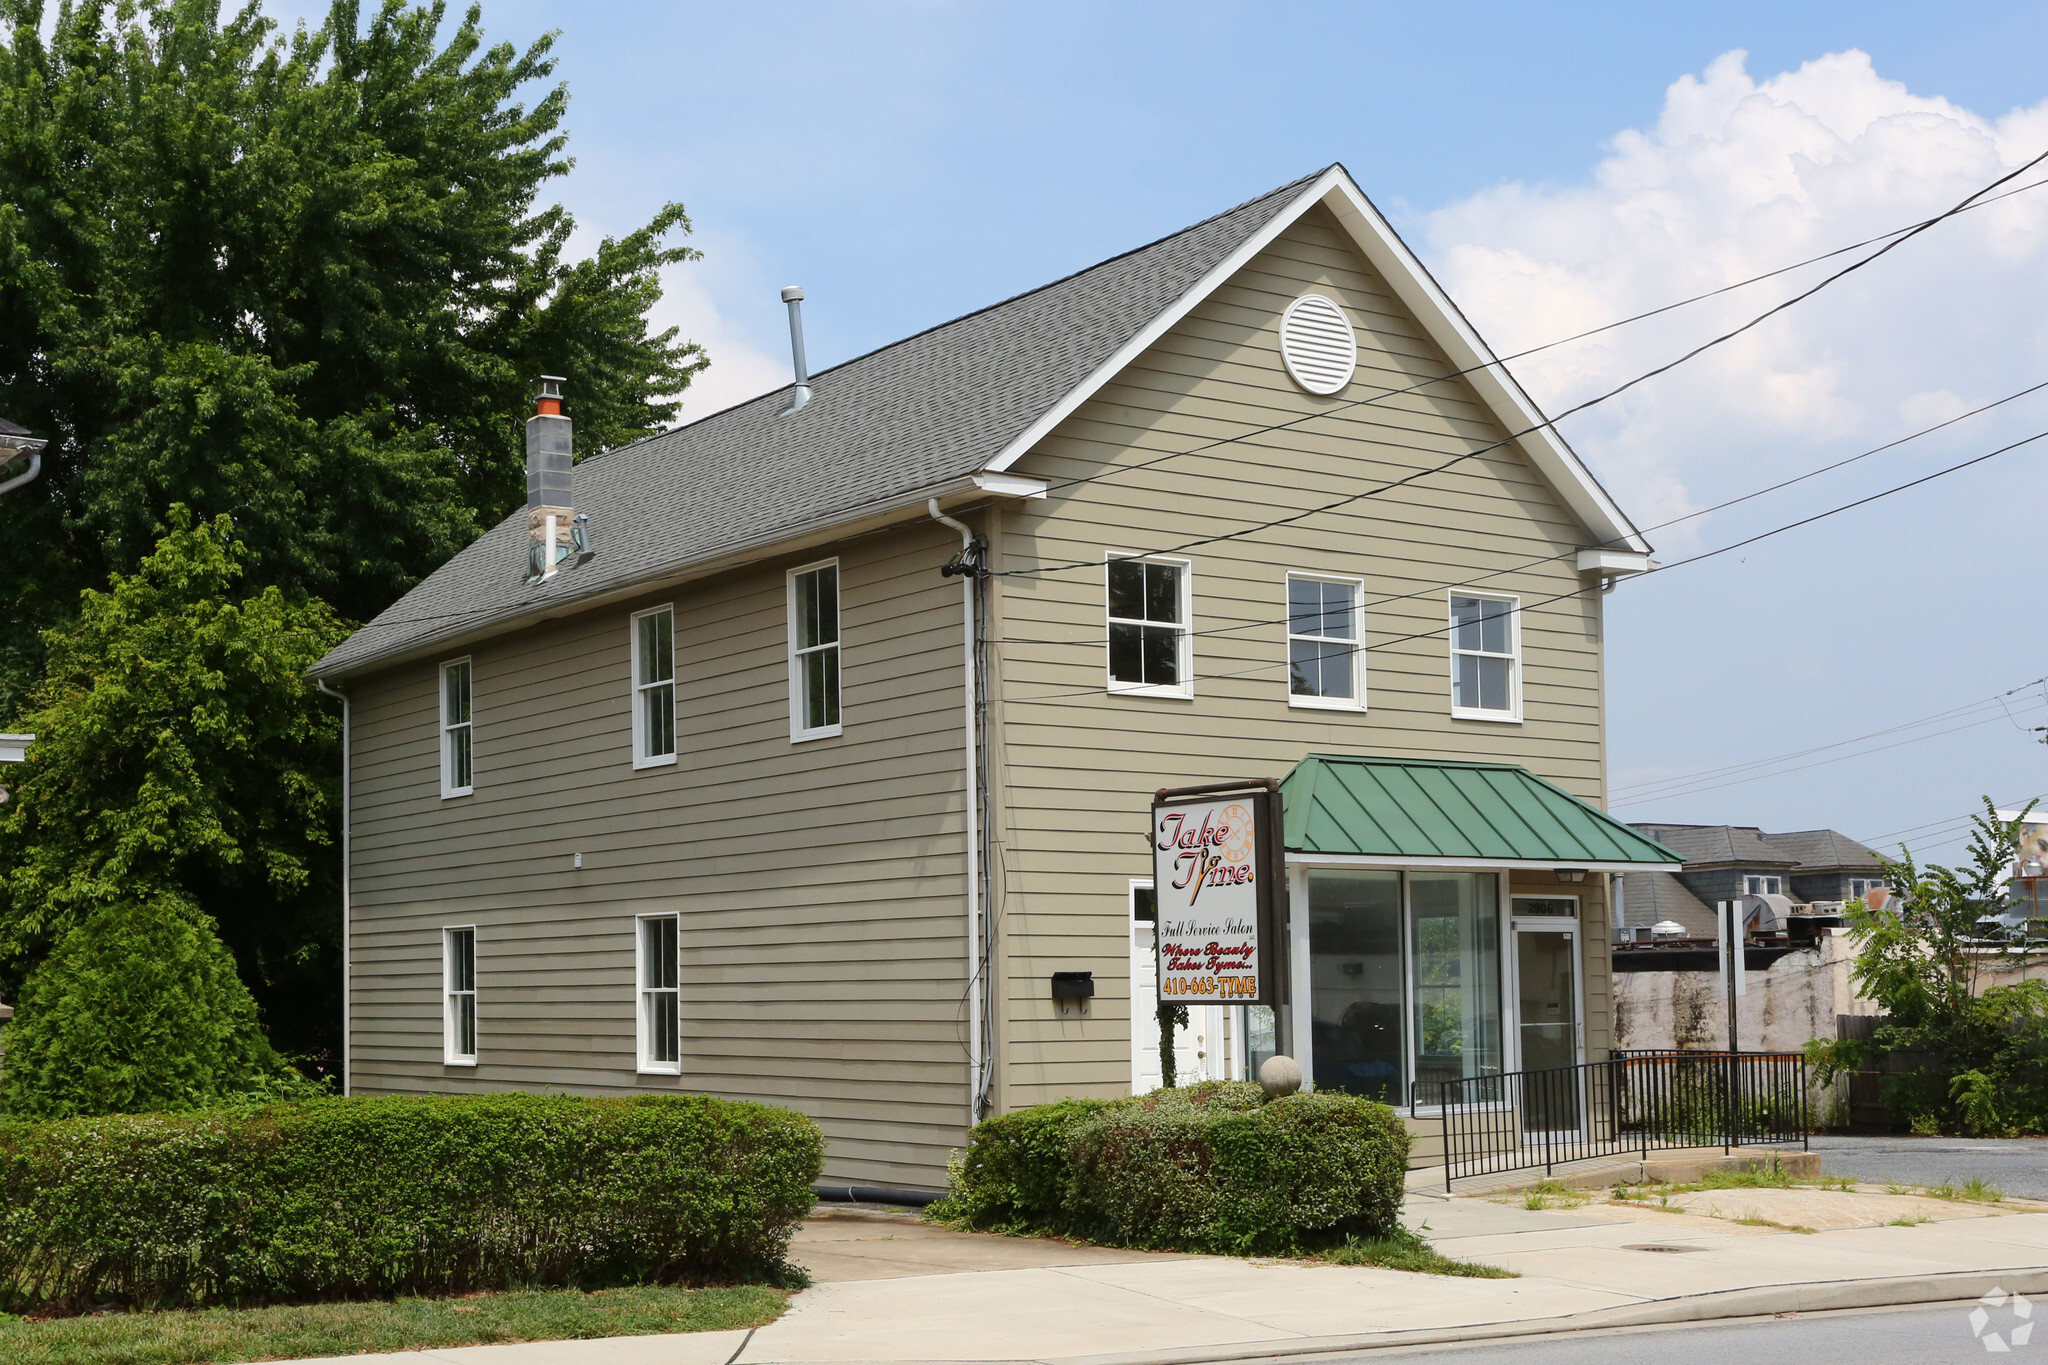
left=303, top=1192, right=2048, bottom=1365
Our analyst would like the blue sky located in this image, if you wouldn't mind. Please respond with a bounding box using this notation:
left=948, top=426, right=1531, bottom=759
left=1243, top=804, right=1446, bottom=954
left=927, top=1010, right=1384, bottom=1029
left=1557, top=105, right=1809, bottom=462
left=299, top=2, right=2048, bottom=863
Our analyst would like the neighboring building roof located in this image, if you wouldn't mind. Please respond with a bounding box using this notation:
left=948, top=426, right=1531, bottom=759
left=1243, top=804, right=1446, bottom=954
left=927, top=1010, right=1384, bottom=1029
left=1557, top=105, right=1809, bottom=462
left=1759, top=828, right=1882, bottom=872
left=317, top=165, right=1651, bottom=681
left=1628, top=824, right=1798, bottom=868
left=1618, top=869, right=1719, bottom=937
left=1282, top=756, right=1681, bottom=867
left=0, top=418, right=26, bottom=437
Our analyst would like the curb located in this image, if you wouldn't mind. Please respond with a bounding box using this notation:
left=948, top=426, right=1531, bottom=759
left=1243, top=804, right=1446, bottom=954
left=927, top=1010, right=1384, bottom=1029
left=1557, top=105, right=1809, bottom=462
left=1046, top=1267, right=2048, bottom=1365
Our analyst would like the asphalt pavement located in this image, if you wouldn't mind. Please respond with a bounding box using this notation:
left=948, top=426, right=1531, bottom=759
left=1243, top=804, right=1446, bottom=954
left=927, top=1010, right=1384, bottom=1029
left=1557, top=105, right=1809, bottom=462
left=1790, top=1134, right=2048, bottom=1199
left=1320, top=1298, right=2036, bottom=1363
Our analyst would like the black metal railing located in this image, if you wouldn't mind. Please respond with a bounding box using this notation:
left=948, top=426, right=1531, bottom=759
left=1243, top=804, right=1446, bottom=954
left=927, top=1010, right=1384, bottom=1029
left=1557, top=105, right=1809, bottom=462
left=1418, top=1049, right=1809, bottom=1189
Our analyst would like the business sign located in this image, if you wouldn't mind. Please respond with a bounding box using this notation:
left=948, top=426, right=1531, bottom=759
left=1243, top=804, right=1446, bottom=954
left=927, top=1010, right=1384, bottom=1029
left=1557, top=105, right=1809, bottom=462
left=1150, top=781, right=1287, bottom=1006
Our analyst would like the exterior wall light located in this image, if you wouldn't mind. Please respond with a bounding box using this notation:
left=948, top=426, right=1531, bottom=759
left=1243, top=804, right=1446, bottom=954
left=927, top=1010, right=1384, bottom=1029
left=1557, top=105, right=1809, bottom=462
left=1554, top=868, right=1588, bottom=883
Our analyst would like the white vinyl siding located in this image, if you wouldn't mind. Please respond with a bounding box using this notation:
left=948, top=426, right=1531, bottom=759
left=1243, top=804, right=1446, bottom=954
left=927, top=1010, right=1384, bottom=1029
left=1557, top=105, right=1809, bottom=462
left=787, top=560, right=842, bottom=741
left=631, top=606, right=677, bottom=768
left=439, top=658, right=473, bottom=797
left=443, top=926, right=476, bottom=1064
left=637, top=914, right=681, bottom=1073
left=1448, top=593, right=1520, bottom=721
left=1106, top=554, right=1191, bottom=698
left=1286, top=572, right=1364, bottom=710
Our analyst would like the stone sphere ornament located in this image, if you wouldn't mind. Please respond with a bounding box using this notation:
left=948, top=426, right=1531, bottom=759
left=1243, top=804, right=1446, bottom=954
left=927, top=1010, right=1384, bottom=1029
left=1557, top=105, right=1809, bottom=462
left=1258, top=1054, right=1303, bottom=1099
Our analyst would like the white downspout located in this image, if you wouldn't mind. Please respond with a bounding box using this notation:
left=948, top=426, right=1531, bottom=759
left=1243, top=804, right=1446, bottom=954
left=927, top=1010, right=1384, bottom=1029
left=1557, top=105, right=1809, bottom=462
left=316, top=677, right=351, bottom=1096
left=0, top=450, right=41, bottom=497
left=929, top=498, right=983, bottom=1128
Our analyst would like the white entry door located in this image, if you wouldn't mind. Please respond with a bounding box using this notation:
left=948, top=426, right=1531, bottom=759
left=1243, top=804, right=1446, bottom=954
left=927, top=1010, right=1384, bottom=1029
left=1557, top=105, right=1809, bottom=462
left=1130, top=890, right=1228, bottom=1093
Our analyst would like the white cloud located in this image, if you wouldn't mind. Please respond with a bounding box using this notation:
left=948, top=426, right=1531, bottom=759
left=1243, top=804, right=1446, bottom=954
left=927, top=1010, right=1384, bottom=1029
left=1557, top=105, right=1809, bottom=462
left=1422, top=48, right=2048, bottom=547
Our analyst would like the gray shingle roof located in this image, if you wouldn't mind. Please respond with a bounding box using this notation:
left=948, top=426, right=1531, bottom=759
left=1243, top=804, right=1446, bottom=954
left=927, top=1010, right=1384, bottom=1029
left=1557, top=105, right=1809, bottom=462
left=315, top=169, right=1328, bottom=678
left=1619, top=869, right=1718, bottom=937
left=1628, top=824, right=1797, bottom=868
left=1759, top=828, right=1882, bottom=871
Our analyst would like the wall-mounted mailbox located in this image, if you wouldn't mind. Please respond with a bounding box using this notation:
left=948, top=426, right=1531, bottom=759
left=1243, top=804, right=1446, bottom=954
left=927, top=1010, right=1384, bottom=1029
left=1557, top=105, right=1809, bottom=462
left=1051, top=971, right=1095, bottom=1011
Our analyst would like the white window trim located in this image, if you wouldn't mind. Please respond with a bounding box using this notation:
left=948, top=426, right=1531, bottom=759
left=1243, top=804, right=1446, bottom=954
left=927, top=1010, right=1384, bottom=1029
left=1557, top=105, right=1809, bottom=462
left=443, top=925, right=477, bottom=1066
left=1447, top=591, right=1522, bottom=723
left=630, top=604, right=678, bottom=770
left=786, top=557, right=844, bottom=743
left=1745, top=875, right=1784, bottom=896
left=1105, top=551, right=1194, bottom=700
left=439, top=656, right=474, bottom=798
left=635, top=912, right=682, bottom=1075
left=1284, top=571, right=1366, bottom=712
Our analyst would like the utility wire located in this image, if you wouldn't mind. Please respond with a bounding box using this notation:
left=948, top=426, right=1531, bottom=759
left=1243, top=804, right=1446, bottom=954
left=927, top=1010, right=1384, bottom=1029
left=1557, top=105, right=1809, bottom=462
left=993, top=380, right=2048, bottom=651
left=999, top=147, right=2048, bottom=578
left=1033, top=172, right=2048, bottom=501
left=1611, top=676, right=2048, bottom=800
left=1005, top=426, right=2048, bottom=702
left=1612, top=715, right=2018, bottom=809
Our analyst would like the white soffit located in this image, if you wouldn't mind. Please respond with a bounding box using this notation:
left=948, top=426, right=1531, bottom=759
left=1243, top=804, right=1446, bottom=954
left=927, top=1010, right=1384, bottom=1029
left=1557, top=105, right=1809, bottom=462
left=985, top=166, right=1651, bottom=557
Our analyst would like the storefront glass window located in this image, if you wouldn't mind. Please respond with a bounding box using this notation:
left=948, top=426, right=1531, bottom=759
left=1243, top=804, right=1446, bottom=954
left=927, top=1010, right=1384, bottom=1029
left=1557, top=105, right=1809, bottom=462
left=1408, top=871, right=1503, bottom=1104
left=1307, top=869, right=1404, bottom=1102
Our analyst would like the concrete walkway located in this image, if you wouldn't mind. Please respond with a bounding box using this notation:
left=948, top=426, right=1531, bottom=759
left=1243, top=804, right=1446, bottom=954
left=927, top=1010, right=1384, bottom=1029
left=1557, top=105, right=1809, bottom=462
left=300, top=1191, right=2048, bottom=1365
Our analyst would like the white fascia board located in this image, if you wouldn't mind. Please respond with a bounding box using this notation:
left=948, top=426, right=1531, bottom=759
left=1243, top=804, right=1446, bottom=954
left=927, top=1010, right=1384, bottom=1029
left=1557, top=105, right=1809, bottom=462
left=1577, top=549, right=1652, bottom=575
left=985, top=166, right=1651, bottom=557
left=972, top=471, right=1048, bottom=499
left=0, top=733, right=31, bottom=764
left=1285, top=852, right=1682, bottom=872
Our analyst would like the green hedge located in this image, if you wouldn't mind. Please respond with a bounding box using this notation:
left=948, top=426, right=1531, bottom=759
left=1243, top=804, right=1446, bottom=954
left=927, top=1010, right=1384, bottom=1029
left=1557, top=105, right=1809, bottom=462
left=933, top=1081, right=1409, bottom=1255
left=0, top=1092, right=825, bottom=1310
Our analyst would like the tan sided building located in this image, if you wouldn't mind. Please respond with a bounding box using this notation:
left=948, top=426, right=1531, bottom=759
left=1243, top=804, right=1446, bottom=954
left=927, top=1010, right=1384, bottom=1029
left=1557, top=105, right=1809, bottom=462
left=314, top=165, right=1680, bottom=1192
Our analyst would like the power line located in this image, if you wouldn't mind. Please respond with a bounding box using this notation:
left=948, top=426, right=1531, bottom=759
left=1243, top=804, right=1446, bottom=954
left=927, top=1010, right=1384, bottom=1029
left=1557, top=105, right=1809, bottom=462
left=1003, top=425, right=2048, bottom=702
left=998, top=147, right=2048, bottom=578
left=992, top=379, right=2048, bottom=652
left=1611, top=715, right=2019, bottom=809
left=1611, top=676, right=2048, bottom=801
left=1032, top=172, right=2048, bottom=502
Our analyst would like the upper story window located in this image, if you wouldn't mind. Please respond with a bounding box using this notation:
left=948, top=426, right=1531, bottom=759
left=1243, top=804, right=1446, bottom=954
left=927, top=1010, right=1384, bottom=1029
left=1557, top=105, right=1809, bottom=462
left=1745, top=874, right=1784, bottom=896
left=1849, top=876, right=1886, bottom=899
left=440, top=658, right=473, bottom=797
left=637, top=914, right=681, bottom=1073
left=1287, top=573, right=1364, bottom=710
left=788, top=559, right=841, bottom=741
left=1449, top=593, right=1519, bottom=721
left=632, top=606, right=677, bottom=768
left=444, top=926, right=477, bottom=1064
left=1107, top=555, right=1191, bottom=698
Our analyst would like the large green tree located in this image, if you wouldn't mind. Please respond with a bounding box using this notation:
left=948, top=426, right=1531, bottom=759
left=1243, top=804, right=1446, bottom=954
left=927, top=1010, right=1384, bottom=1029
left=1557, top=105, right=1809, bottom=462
left=0, top=0, right=706, bottom=1067
left=0, top=0, right=704, bottom=713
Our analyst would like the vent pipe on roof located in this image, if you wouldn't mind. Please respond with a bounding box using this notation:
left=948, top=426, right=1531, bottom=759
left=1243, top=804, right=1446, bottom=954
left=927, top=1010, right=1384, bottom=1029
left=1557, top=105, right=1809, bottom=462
left=776, top=286, right=811, bottom=416
left=525, top=376, right=575, bottom=583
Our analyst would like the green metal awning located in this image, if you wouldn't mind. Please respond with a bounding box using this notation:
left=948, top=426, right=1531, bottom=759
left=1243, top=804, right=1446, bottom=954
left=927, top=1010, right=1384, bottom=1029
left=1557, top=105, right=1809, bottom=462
left=1280, top=755, right=1681, bottom=868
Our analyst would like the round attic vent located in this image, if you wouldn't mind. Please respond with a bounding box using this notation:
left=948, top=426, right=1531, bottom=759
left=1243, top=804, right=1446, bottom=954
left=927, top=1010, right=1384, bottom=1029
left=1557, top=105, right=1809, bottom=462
left=1278, top=293, right=1358, bottom=395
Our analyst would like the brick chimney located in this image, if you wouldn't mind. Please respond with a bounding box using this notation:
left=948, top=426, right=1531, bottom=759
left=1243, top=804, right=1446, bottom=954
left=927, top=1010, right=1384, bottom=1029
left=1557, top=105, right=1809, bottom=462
left=525, top=376, right=573, bottom=581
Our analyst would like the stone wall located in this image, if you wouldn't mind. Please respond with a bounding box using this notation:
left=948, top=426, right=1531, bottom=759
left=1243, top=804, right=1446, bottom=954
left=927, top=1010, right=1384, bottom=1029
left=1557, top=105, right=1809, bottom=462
left=1612, top=934, right=1868, bottom=1052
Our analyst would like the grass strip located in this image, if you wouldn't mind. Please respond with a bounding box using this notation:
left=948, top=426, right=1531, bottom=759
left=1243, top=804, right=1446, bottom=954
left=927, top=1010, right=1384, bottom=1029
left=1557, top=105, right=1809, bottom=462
left=0, top=1283, right=787, bottom=1365
left=1316, top=1226, right=1515, bottom=1278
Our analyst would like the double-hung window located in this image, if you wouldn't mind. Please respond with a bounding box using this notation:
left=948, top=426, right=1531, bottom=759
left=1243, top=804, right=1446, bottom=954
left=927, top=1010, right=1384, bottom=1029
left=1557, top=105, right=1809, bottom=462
left=637, top=914, right=681, bottom=1073
left=1106, top=555, right=1191, bottom=697
left=444, top=927, right=477, bottom=1064
left=631, top=606, right=677, bottom=768
left=788, top=560, right=842, bottom=741
left=1449, top=594, right=1519, bottom=720
left=440, top=658, right=474, bottom=797
left=1286, top=573, right=1364, bottom=709
left=1745, top=874, right=1784, bottom=896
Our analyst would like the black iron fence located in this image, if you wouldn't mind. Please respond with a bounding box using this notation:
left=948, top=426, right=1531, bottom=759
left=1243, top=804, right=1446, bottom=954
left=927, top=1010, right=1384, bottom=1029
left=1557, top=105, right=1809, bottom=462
left=1419, top=1049, right=1809, bottom=1189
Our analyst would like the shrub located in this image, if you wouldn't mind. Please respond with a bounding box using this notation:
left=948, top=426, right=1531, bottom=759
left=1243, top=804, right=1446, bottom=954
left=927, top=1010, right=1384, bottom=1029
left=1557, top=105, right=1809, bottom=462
left=0, top=1092, right=825, bottom=1310
left=934, top=1081, right=1410, bottom=1255
left=1, top=894, right=322, bottom=1120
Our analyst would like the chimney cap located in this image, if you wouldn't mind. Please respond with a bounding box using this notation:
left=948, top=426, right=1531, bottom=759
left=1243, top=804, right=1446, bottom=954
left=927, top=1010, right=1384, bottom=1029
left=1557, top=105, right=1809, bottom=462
left=780, top=285, right=804, bottom=303
left=535, top=375, right=566, bottom=398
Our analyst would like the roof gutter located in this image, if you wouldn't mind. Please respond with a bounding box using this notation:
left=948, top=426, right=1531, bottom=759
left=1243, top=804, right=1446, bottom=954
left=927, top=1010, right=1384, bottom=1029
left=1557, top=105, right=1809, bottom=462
left=313, top=471, right=1048, bottom=681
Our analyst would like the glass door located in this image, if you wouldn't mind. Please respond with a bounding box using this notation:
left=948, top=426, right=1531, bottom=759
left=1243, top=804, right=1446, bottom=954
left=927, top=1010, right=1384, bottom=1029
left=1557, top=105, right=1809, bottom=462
left=1515, top=925, right=1580, bottom=1134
